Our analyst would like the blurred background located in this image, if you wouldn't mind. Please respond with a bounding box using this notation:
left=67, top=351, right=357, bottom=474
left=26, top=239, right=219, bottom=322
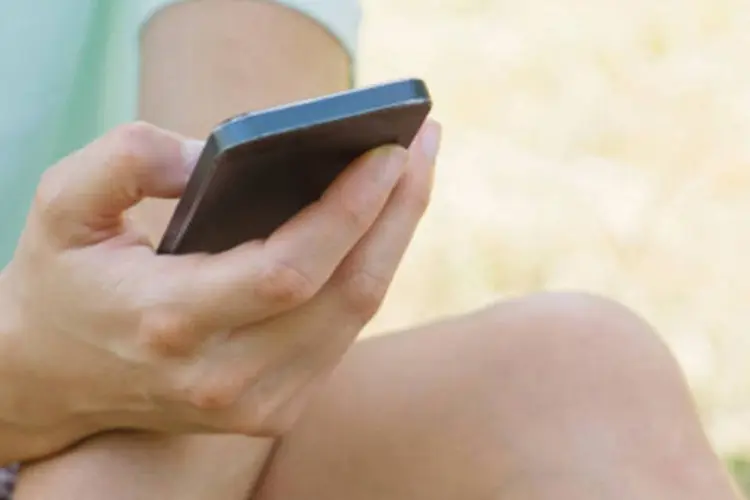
left=354, top=0, right=750, bottom=493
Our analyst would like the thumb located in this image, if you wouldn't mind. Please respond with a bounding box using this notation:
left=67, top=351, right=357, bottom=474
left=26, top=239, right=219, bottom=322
left=35, top=122, right=203, bottom=245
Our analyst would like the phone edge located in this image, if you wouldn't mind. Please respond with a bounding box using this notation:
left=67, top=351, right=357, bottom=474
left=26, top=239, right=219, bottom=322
left=157, top=78, right=431, bottom=255
left=213, top=78, right=431, bottom=153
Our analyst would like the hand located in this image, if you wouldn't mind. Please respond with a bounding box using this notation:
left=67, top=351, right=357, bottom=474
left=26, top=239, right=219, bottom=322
left=0, top=119, right=440, bottom=462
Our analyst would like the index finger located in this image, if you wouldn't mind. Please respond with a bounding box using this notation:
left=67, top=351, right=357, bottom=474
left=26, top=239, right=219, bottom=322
left=35, top=122, right=201, bottom=246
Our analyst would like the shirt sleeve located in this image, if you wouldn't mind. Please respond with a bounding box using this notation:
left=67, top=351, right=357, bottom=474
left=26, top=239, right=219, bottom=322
left=135, top=0, right=361, bottom=64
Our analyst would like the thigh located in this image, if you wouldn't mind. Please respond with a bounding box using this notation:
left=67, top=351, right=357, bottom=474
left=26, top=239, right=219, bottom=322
left=253, top=294, right=740, bottom=500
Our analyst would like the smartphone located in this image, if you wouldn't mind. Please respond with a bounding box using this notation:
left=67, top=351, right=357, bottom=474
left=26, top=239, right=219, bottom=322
left=157, top=78, right=432, bottom=255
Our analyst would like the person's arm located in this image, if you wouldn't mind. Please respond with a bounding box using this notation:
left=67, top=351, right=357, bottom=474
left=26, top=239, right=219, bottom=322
left=13, top=1, right=356, bottom=498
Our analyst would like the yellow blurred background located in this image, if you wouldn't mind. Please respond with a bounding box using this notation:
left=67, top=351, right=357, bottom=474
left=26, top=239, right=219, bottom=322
left=355, top=0, right=750, bottom=484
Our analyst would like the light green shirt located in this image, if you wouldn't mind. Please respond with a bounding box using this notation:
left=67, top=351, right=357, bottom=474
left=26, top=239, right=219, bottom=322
left=0, top=0, right=360, bottom=266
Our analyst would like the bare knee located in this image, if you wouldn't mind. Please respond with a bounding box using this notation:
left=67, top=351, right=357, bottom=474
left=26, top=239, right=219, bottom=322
left=466, top=292, right=692, bottom=418
left=425, top=297, right=724, bottom=499
left=491, top=291, right=666, bottom=356
left=256, top=293, right=728, bottom=500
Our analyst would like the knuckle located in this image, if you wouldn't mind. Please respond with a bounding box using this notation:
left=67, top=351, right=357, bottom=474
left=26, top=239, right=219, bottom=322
left=105, top=121, right=159, bottom=168
left=336, top=190, right=373, bottom=233
left=137, top=308, right=196, bottom=358
left=255, top=260, right=317, bottom=305
left=341, top=271, right=390, bottom=322
left=185, top=371, right=245, bottom=411
left=34, top=166, right=66, bottom=222
left=109, top=121, right=159, bottom=148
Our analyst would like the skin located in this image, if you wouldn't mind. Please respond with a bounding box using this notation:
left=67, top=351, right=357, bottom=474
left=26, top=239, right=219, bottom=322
left=3, top=2, right=742, bottom=499
left=0, top=0, right=439, bottom=464
left=13, top=297, right=743, bottom=500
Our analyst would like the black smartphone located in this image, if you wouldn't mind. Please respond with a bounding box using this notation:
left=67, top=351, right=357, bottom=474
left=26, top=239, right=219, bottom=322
left=157, top=78, right=432, bottom=255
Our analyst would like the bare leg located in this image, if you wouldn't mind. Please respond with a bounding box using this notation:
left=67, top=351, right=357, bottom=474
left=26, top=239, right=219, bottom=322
left=14, top=293, right=740, bottom=499
left=253, top=293, right=738, bottom=499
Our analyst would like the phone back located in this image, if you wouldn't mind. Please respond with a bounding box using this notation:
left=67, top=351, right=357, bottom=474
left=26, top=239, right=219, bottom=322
left=158, top=79, right=431, bottom=255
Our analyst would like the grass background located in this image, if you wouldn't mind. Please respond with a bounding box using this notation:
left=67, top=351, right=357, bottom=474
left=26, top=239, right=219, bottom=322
left=354, top=0, right=750, bottom=494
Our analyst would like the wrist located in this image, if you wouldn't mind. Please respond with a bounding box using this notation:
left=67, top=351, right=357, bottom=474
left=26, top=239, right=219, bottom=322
left=0, top=268, right=36, bottom=463
left=0, top=268, right=95, bottom=463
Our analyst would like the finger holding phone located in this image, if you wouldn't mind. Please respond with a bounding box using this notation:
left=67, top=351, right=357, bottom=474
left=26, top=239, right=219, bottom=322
left=0, top=80, right=441, bottom=463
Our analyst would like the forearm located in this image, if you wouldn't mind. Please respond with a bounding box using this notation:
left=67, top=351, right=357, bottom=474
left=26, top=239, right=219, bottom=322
left=13, top=1, right=350, bottom=498
left=14, top=433, right=275, bottom=499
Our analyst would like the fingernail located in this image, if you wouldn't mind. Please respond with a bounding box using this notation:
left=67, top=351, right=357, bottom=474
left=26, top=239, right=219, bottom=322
left=181, top=139, right=206, bottom=171
left=420, top=119, right=442, bottom=162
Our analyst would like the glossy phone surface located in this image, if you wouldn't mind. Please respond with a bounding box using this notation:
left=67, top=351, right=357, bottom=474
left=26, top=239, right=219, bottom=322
left=157, top=78, right=432, bottom=255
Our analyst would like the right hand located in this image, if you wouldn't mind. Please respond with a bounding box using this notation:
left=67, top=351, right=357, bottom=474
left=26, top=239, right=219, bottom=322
left=0, top=120, right=440, bottom=461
